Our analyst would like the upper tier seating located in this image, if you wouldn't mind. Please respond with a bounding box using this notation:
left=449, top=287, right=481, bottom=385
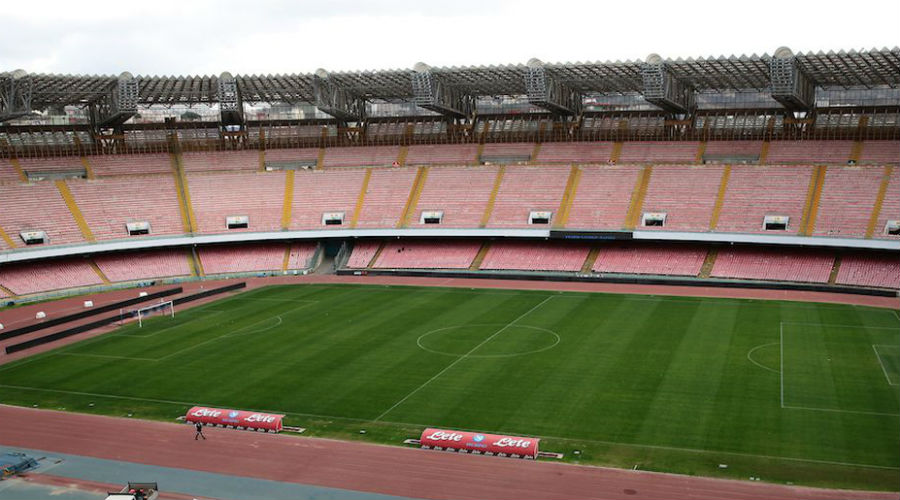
left=640, top=165, right=723, bottom=231
left=593, top=244, right=707, bottom=276
left=67, top=176, right=184, bottom=240
left=481, top=143, right=534, bottom=159
left=874, top=168, right=900, bottom=237
left=89, top=153, right=173, bottom=176
left=566, top=165, right=642, bottom=230
left=858, top=141, right=900, bottom=165
left=618, top=142, right=699, bottom=164
left=355, top=168, right=418, bottom=228
left=346, top=241, right=381, bottom=268
left=188, top=172, right=284, bottom=233
left=290, top=168, right=367, bottom=230
left=412, top=166, right=498, bottom=228
left=182, top=151, right=259, bottom=173
left=480, top=241, right=590, bottom=272
left=0, top=258, right=102, bottom=295
left=374, top=240, right=481, bottom=269
left=766, top=141, right=853, bottom=164
left=94, top=249, right=191, bottom=282
left=0, top=182, right=84, bottom=249
left=835, top=254, right=900, bottom=289
left=486, top=165, right=570, bottom=228
left=715, top=165, right=813, bottom=234
left=702, top=141, right=763, bottom=162
left=0, top=160, right=22, bottom=183
left=264, top=148, right=319, bottom=164
left=323, top=146, right=400, bottom=167
left=537, top=142, right=613, bottom=163
left=711, top=247, right=833, bottom=283
left=199, top=244, right=290, bottom=274
left=405, top=144, right=478, bottom=165
left=812, top=166, right=882, bottom=238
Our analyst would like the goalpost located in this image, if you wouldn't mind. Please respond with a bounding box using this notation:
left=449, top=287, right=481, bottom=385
left=136, top=300, right=175, bottom=327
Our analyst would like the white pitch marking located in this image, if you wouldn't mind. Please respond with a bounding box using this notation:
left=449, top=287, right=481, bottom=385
left=373, top=295, right=554, bottom=422
left=56, top=352, right=157, bottom=362
left=779, top=322, right=898, bottom=330
left=872, top=344, right=899, bottom=386
left=746, top=342, right=780, bottom=374
left=782, top=404, right=899, bottom=417
left=780, top=322, right=785, bottom=408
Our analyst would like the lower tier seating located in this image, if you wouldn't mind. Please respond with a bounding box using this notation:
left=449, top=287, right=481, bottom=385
left=711, top=247, right=834, bottom=283
left=0, top=258, right=102, bottom=295
left=836, top=254, right=900, bottom=289
left=593, top=244, right=707, bottom=276
left=479, top=241, right=590, bottom=272
left=374, top=241, right=481, bottom=269
left=94, top=249, right=192, bottom=282
left=199, top=243, right=311, bottom=275
left=346, top=241, right=381, bottom=268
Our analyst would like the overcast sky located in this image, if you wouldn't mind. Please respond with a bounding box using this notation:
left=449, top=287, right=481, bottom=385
left=3, top=0, right=898, bottom=76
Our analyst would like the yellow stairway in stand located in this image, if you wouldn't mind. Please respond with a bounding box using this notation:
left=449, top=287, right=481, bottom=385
left=865, top=166, right=894, bottom=238
left=580, top=247, right=601, bottom=274
left=553, top=166, right=582, bottom=228
left=55, top=179, right=95, bottom=242
left=281, top=170, right=295, bottom=230
left=350, top=168, right=373, bottom=228
left=708, top=165, right=731, bottom=231
left=398, top=167, right=429, bottom=228
left=480, top=166, right=506, bottom=228
left=624, top=166, right=653, bottom=229
left=469, top=242, right=492, bottom=270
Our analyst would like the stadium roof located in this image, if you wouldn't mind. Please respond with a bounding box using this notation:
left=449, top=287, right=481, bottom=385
left=3, top=47, right=899, bottom=107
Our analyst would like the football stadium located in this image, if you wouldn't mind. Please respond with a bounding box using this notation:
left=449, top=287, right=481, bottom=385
left=0, top=6, right=898, bottom=499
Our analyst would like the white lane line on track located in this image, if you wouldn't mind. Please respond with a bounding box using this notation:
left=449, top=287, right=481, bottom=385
left=372, top=296, right=554, bottom=422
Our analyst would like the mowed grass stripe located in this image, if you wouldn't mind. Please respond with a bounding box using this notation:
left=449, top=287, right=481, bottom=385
left=0, top=283, right=896, bottom=491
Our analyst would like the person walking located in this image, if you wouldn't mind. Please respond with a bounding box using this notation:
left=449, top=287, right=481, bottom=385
left=194, top=421, right=206, bottom=440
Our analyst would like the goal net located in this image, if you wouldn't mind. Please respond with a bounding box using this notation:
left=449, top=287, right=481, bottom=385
left=135, top=300, right=174, bottom=327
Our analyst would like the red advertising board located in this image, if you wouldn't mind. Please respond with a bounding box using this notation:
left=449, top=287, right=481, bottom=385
left=420, top=428, right=539, bottom=459
left=185, top=406, right=283, bottom=433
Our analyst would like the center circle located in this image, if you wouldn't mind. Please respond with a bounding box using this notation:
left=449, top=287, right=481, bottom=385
left=417, top=323, right=560, bottom=358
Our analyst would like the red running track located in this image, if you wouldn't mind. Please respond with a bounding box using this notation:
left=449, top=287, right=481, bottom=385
left=0, top=405, right=894, bottom=500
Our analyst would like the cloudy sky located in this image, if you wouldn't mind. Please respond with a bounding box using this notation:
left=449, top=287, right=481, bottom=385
left=3, top=0, right=898, bottom=76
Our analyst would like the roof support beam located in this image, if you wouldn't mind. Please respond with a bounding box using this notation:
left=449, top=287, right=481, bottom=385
left=525, top=59, right=582, bottom=116
left=641, top=56, right=695, bottom=115
left=411, top=63, right=473, bottom=118
left=217, top=72, right=244, bottom=126
left=0, top=70, right=33, bottom=123
left=91, top=72, right=138, bottom=130
left=313, top=69, right=365, bottom=122
left=769, top=47, right=816, bottom=111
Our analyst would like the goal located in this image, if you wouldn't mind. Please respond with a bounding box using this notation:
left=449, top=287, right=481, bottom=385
left=136, top=300, right=174, bottom=327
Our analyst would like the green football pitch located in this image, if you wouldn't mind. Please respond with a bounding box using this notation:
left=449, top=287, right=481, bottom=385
left=1, top=284, right=898, bottom=490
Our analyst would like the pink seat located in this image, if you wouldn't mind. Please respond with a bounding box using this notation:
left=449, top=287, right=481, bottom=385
left=374, top=241, right=481, bottom=269
left=711, top=247, right=833, bottom=283
left=412, top=166, right=498, bottom=228
left=0, top=258, right=102, bottom=295
left=188, top=172, right=285, bottom=234
left=480, top=241, right=590, bottom=272
left=836, top=254, right=900, bottom=289
left=593, top=244, right=706, bottom=276
left=94, top=250, right=191, bottom=282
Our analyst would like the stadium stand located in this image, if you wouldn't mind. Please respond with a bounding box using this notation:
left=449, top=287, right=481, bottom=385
left=264, top=148, right=319, bottom=165
left=346, top=241, right=381, bottom=268
left=714, top=165, right=814, bottom=234
left=94, top=249, right=192, bottom=282
left=0, top=258, right=103, bottom=295
left=412, top=166, right=498, bottom=228
left=618, top=142, right=699, bottom=164
left=373, top=240, right=481, bottom=269
left=188, top=172, right=285, bottom=233
left=405, top=144, right=479, bottom=166
left=480, top=241, right=590, bottom=272
left=89, top=153, right=173, bottom=176
left=536, top=142, right=613, bottom=163
left=766, top=141, right=854, bottom=164
left=835, top=254, right=900, bottom=289
left=640, top=165, right=723, bottom=231
left=287, top=242, right=319, bottom=269
left=290, top=168, right=367, bottom=229
left=0, top=182, right=85, bottom=247
left=67, top=176, right=185, bottom=239
left=181, top=151, right=259, bottom=173
left=711, top=247, right=834, bottom=283
left=354, top=168, right=418, bottom=228
left=566, top=165, right=643, bottom=230
left=593, top=244, right=707, bottom=276
left=858, top=141, right=900, bottom=165
left=812, top=166, right=883, bottom=237
left=487, top=165, right=570, bottom=227
left=481, top=143, right=534, bottom=160
left=323, top=146, right=401, bottom=167
left=0, top=160, right=22, bottom=183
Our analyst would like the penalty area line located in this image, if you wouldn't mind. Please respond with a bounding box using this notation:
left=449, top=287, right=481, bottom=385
left=372, top=295, right=555, bottom=422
